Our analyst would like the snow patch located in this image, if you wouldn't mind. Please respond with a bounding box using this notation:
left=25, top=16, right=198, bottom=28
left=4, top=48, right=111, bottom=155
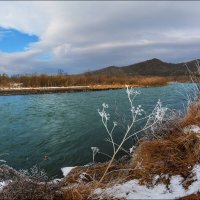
left=184, top=125, right=200, bottom=134
left=0, top=182, right=6, bottom=191
left=0, top=181, right=10, bottom=191
left=50, top=178, right=63, bottom=184
left=94, top=164, right=200, bottom=199
left=0, top=86, right=90, bottom=90
left=61, top=167, right=75, bottom=177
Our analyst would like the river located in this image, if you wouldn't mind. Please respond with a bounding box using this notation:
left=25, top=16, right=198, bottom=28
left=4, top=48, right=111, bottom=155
left=0, top=83, right=195, bottom=177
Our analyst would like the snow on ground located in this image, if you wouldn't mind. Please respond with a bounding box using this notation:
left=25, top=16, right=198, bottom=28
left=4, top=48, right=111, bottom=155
left=0, top=181, right=10, bottom=191
left=184, top=125, right=200, bottom=134
left=61, top=167, right=75, bottom=177
left=0, top=182, right=5, bottom=191
left=0, top=86, right=89, bottom=90
left=95, top=164, right=200, bottom=199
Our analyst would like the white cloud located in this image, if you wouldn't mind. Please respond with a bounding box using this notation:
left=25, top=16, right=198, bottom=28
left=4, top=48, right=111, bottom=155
left=0, top=1, right=200, bottom=74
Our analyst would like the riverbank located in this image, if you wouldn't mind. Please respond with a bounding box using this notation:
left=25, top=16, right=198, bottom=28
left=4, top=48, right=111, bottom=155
left=0, top=75, right=175, bottom=95
left=0, top=83, right=168, bottom=96
left=0, top=85, right=127, bottom=96
left=57, top=99, right=200, bottom=200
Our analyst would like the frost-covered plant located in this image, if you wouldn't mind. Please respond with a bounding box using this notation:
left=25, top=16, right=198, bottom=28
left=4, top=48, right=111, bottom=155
left=0, top=165, right=57, bottom=200
left=19, top=165, right=48, bottom=182
left=91, top=147, right=100, bottom=163
left=95, top=85, right=169, bottom=185
left=184, top=60, right=200, bottom=103
left=91, top=147, right=112, bottom=164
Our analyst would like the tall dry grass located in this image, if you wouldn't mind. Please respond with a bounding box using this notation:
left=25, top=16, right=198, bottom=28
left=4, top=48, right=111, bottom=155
left=1, top=74, right=170, bottom=88
left=180, top=100, right=200, bottom=127
left=131, top=132, right=200, bottom=185
left=133, top=76, right=168, bottom=86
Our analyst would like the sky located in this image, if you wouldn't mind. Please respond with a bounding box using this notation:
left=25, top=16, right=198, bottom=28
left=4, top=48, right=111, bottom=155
left=0, top=1, right=200, bottom=75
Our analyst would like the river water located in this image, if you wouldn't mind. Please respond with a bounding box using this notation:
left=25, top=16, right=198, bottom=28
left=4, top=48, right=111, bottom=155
left=0, top=83, right=195, bottom=177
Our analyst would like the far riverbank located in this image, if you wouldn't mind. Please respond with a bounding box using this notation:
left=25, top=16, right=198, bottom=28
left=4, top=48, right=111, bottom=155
left=0, top=84, right=156, bottom=95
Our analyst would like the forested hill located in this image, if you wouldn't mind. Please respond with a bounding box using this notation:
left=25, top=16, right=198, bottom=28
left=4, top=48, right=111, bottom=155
left=86, top=58, right=200, bottom=76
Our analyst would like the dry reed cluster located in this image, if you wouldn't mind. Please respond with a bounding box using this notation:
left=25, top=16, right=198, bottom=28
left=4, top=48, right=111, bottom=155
left=1, top=74, right=170, bottom=87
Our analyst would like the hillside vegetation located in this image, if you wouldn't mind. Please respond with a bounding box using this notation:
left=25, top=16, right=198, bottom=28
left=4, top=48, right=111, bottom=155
left=88, top=58, right=199, bottom=76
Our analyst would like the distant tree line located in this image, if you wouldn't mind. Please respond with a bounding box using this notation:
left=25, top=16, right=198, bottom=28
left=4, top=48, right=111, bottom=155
left=10, top=74, right=148, bottom=87
left=0, top=72, right=191, bottom=87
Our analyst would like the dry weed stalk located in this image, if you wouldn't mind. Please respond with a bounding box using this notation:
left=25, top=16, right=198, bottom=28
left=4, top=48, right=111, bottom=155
left=93, top=85, right=169, bottom=190
left=180, top=100, right=200, bottom=127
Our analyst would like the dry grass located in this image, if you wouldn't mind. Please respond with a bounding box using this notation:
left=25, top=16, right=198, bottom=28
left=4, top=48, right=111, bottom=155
left=89, top=77, right=169, bottom=89
left=89, top=84, right=127, bottom=89
left=60, top=131, right=200, bottom=199
left=133, top=76, right=168, bottom=86
left=179, top=192, right=200, bottom=200
left=59, top=158, right=132, bottom=200
left=180, top=100, right=200, bottom=127
left=63, top=159, right=131, bottom=187
left=61, top=184, right=93, bottom=200
left=0, top=180, right=58, bottom=200
left=1, top=75, right=170, bottom=88
left=131, top=132, right=200, bottom=185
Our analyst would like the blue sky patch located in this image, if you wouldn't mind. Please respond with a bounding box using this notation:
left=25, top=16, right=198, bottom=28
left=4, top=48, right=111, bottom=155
left=36, top=53, right=53, bottom=61
left=0, top=27, right=39, bottom=53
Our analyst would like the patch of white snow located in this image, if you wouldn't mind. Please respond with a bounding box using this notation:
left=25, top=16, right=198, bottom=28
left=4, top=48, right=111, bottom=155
left=184, top=125, right=200, bottom=134
left=94, top=164, right=200, bottom=199
left=61, top=167, right=75, bottom=177
left=0, top=181, right=10, bottom=191
left=50, top=178, right=63, bottom=184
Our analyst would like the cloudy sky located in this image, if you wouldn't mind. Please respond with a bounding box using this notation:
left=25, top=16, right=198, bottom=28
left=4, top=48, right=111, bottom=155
left=0, top=1, right=200, bottom=75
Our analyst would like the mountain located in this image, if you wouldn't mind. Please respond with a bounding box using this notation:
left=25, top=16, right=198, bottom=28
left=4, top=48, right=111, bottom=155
left=85, top=58, right=199, bottom=76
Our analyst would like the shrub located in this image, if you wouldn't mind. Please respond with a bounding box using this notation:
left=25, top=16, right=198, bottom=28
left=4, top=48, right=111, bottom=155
left=0, top=165, right=61, bottom=200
